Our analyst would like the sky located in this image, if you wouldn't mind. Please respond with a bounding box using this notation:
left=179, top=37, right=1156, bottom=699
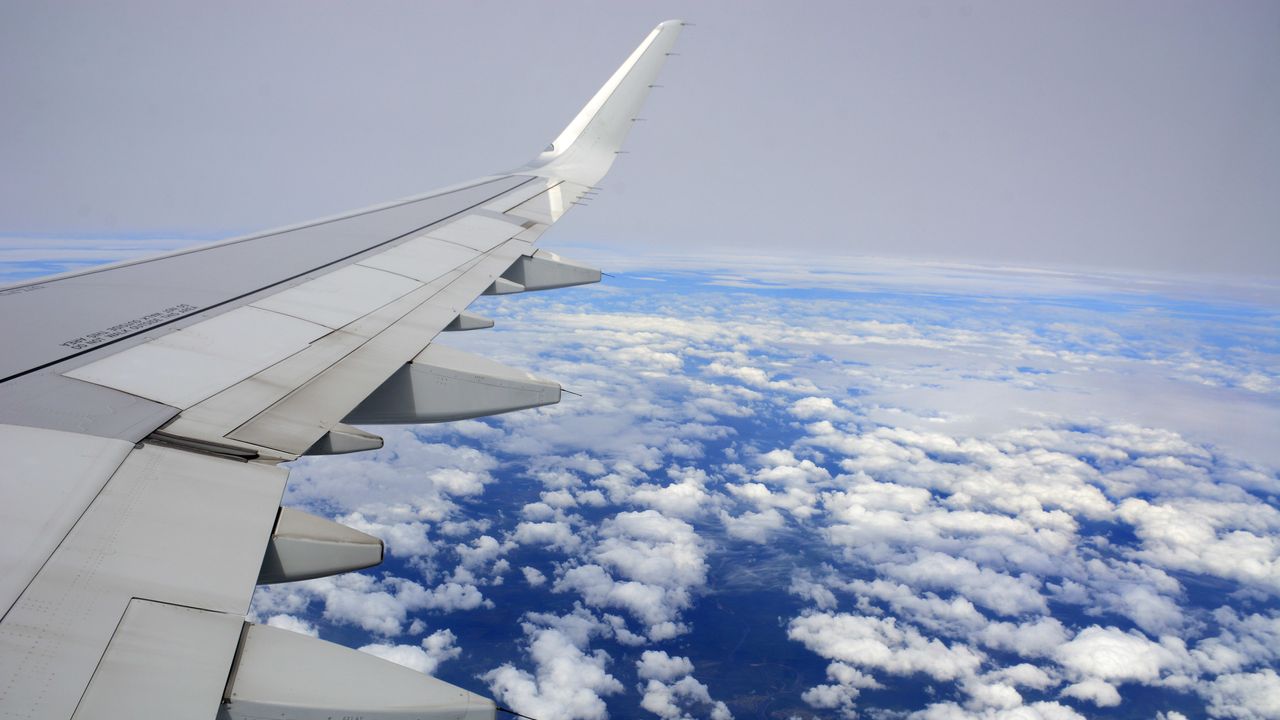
left=2, top=4, right=1280, bottom=718
left=2, top=0, right=1278, bottom=279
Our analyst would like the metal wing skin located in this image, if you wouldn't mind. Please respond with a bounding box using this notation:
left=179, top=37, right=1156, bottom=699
left=0, top=20, right=683, bottom=720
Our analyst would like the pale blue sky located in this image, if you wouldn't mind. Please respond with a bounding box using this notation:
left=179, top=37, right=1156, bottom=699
left=2, top=0, right=1277, bottom=278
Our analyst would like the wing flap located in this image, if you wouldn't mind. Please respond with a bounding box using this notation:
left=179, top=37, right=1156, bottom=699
left=0, top=425, right=135, bottom=615
left=71, top=599, right=244, bottom=720
left=156, top=327, right=369, bottom=453
left=224, top=240, right=530, bottom=456
left=222, top=623, right=494, bottom=720
left=0, top=444, right=285, bottom=719
left=64, top=306, right=331, bottom=409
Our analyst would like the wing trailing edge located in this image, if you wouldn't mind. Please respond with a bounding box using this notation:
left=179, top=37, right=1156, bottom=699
left=0, top=20, right=685, bottom=720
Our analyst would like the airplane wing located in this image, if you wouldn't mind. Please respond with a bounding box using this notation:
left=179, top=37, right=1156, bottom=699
left=0, top=20, right=684, bottom=720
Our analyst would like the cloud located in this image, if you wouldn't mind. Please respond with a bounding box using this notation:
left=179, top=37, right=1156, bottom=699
left=284, top=431, right=499, bottom=524
left=400, top=580, right=491, bottom=613
left=484, top=612, right=624, bottom=720
left=554, top=510, right=708, bottom=640
left=788, top=613, right=984, bottom=683
left=522, top=567, right=548, bottom=587
left=626, top=466, right=718, bottom=519
left=720, top=507, right=786, bottom=543
left=791, top=396, right=856, bottom=421
left=1117, top=497, right=1280, bottom=593
left=1203, top=669, right=1280, bottom=720
left=455, top=534, right=514, bottom=576
left=305, top=574, right=414, bottom=636
left=635, top=652, right=732, bottom=720
left=789, top=570, right=841, bottom=611
left=813, top=424, right=1116, bottom=522
left=252, top=573, right=490, bottom=638
left=882, top=552, right=1047, bottom=617
left=555, top=565, right=683, bottom=641
left=513, top=520, right=584, bottom=553
left=338, top=513, right=435, bottom=559
left=1059, top=678, right=1121, bottom=707
left=987, top=664, right=1056, bottom=691
left=958, top=675, right=1024, bottom=710
left=726, top=480, right=820, bottom=521
left=1054, top=626, right=1190, bottom=685
left=1058, top=559, right=1187, bottom=637
left=245, top=260, right=1280, bottom=719
left=635, top=650, right=695, bottom=682
left=800, top=662, right=882, bottom=718
left=907, top=700, right=1088, bottom=720
left=1191, top=608, right=1280, bottom=676
left=359, top=629, right=461, bottom=675
left=265, top=613, right=319, bottom=637
left=976, top=617, right=1070, bottom=658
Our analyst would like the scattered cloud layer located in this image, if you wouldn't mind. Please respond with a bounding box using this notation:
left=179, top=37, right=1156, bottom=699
left=244, top=261, right=1278, bottom=719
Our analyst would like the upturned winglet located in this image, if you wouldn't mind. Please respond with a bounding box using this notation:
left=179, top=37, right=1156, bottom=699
left=522, top=20, right=684, bottom=186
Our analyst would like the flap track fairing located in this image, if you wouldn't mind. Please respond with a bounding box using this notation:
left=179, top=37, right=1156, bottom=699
left=501, top=249, right=601, bottom=291
left=257, top=507, right=384, bottom=585
left=444, top=312, right=495, bottom=331
left=303, top=423, right=384, bottom=456
left=342, top=344, right=560, bottom=425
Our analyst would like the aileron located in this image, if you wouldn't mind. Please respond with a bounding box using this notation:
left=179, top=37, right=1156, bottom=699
left=250, top=264, right=423, bottom=330
left=357, top=235, right=479, bottom=283
left=425, top=212, right=525, bottom=252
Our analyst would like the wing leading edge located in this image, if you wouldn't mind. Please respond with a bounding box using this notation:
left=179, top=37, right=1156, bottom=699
left=0, top=20, right=684, bottom=720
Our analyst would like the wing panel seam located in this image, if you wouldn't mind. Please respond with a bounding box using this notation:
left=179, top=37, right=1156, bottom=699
left=0, top=177, right=536, bottom=387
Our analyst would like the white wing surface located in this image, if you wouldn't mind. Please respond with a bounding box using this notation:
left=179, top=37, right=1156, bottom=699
left=0, top=20, right=683, bottom=720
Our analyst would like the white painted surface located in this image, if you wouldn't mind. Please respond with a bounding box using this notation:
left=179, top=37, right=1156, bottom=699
left=258, top=507, right=383, bottom=584
left=505, top=249, right=600, bottom=290
left=544, top=23, right=672, bottom=155
left=425, top=213, right=521, bottom=251
left=66, top=306, right=330, bottom=409
left=0, top=443, right=285, bottom=720
left=482, top=177, right=556, bottom=213
left=484, top=277, right=524, bottom=295
left=228, top=244, right=525, bottom=455
left=224, top=623, right=493, bottom=720
left=522, top=20, right=684, bottom=186
left=72, top=599, right=243, bottom=720
left=252, top=264, right=421, bottom=329
left=358, top=235, right=479, bottom=283
left=506, top=182, right=590, bottom=225
left=0, top=425, right=134, bottom=617
left=445, top=311, right=494, bottom=331
left=345, top=343, right=560, bottom=425
left=159, top=270, right=456, bottom=453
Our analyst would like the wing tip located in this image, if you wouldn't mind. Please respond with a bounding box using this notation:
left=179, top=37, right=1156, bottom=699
left=520, top=20, right=684, bottom=185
